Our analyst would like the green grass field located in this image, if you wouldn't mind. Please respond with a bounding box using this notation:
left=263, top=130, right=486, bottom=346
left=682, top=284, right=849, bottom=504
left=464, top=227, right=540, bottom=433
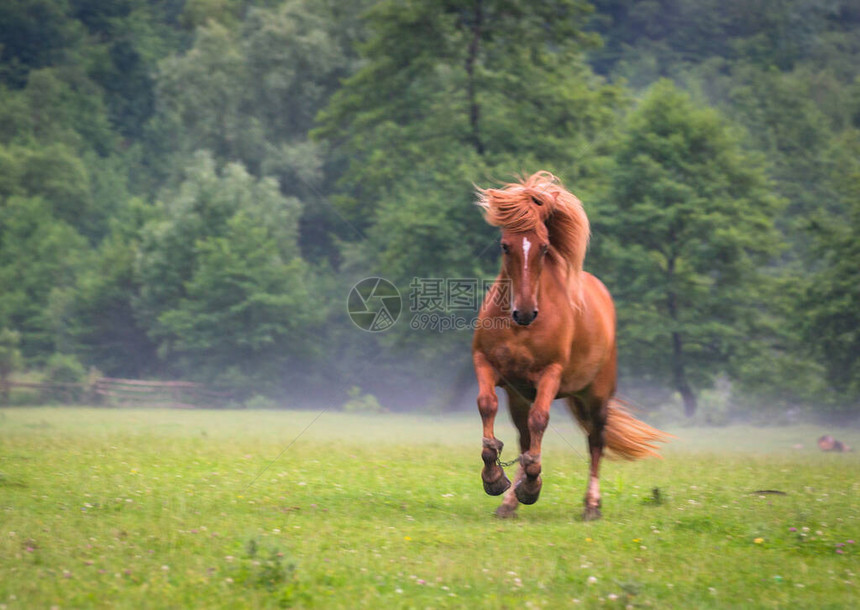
left=1, top=407, right=858, bottom=608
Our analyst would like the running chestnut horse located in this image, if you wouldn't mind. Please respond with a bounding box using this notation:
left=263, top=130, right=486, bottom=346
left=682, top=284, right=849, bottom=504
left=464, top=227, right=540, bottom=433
left=473, top=171, right=670, bottom=520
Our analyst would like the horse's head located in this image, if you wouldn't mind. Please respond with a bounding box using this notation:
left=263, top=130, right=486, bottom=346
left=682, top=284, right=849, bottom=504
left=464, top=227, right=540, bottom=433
left=499, top=225, right=549, bottom=327
left=477, top=172, right=591, bottom=326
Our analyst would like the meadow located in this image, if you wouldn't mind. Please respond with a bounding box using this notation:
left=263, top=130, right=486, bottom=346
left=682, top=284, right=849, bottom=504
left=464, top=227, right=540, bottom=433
left=0, top=406, right=858, bottom=609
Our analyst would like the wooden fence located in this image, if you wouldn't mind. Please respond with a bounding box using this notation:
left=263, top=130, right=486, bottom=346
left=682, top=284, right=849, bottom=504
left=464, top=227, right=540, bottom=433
left=95, top=377, right=238, bottom=408
left=4, top=378, right=239, bottom=408
left=4, top=381, right=86, bottom=405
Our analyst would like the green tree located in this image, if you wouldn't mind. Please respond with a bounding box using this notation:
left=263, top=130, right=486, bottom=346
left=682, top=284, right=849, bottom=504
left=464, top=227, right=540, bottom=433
left=0, top=67, right=140, bottom=243
left=801, top=129, right=860, bottom=404
left=72, top=0, right=187, bottom=139
left=69, top=199, right=158, bottom=377
left=0, top=0, right=86, bottom=87
left=0, top=196, right=89, bottom=359
left=0, top=67, right=114, bottom=155
left=135, top=151, right=321, bottom=393
left=151, top=1, right=366, bottom=261
left=314, top=0, right=625, bottom=281
left=0, top=327, right=23, bottom=403
left=694, top=65, right=836, bottom=226
left=597, top=80, right=784, bottom=416
left=154, top=1, right=356, bottom=183
left=316, top=0, right=615, bottom=228
left=158, top=212, right=317, bottom=395
left=588, top=0, right=860, bottom=82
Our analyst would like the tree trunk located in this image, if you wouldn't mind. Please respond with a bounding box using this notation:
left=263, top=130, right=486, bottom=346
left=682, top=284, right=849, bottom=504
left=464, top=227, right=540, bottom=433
left=672, top=330, right=697, bottom=416
left=465, top=0, right=485, bottom=155
left=666, top=253, right=697, bottom=416
left=0, top=371, right=9, bottom=405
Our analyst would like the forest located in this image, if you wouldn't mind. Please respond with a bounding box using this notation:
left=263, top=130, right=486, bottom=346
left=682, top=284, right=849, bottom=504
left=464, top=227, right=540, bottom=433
left=0, top=0, right=858, bottom=419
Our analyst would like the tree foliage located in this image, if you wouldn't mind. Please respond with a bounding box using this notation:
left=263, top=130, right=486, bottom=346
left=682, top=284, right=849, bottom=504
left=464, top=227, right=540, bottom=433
left=133, top=152, right=321, bottom=394
left=0, top=0, right=857, bottom=414
left=801, top=129, right=860, bottom=402
left=597, top=81, right=784, bottom=415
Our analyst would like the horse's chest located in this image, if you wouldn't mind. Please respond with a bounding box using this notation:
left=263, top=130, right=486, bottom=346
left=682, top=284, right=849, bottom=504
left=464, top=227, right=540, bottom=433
left=489, top=344, right=541, bottom=386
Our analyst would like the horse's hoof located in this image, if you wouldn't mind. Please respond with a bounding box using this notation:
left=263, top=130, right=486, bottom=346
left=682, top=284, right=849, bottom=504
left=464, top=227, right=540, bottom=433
left=582, top=506, right=602, bottom=521
left=514, top=476, right=542, bottom=505
left=482, top=469, right=511, bottom=496
left=494, top=504, right=518, bottom=519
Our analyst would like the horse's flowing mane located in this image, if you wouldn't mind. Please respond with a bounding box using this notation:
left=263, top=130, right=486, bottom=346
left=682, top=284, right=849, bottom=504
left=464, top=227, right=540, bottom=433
left=477, top=171, right=590, bottom=291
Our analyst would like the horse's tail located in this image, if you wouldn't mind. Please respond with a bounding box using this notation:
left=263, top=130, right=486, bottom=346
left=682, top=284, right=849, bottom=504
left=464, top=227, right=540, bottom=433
left=604, top=399, right=673, bottom=460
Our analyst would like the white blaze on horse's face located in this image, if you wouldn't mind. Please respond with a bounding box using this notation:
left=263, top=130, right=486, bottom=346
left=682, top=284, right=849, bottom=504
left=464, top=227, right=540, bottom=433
left=522, top=236, right=531, bottom=272
left=500, top=231, right=549, bottom=327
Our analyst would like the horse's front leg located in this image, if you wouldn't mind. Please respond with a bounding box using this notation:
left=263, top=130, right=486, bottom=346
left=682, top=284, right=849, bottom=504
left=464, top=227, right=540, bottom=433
left=495, top=389, right=532, bottom=518
left=474, top=352, right=510, bottom=496
left=515, top=364, right=563, bottom=505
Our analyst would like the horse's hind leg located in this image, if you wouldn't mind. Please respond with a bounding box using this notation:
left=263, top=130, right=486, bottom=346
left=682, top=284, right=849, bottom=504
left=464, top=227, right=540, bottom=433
left=584, top=401, right=608, bottom=521
left=495, top=389, right=531, bottom=518
left=567, top=393, right=610, bottom=521
left=474, top=353, right=510, bottom=496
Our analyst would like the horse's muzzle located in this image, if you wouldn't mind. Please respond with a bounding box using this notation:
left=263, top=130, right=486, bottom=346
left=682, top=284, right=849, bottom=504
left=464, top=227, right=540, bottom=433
left=512, top=309, right=538, bottom=326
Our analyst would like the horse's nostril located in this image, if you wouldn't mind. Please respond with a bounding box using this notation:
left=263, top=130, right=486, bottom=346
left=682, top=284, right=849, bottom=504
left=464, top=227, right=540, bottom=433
left=512, top=309, right=535, bottom=326
left=533, top=310, right=539, bottom=320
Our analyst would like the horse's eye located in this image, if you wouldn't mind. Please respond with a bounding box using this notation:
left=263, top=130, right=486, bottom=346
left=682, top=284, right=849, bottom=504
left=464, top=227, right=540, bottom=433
left=501, top=243, right=510, bottom=254
left=540, top=244, right=549, bottom=255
